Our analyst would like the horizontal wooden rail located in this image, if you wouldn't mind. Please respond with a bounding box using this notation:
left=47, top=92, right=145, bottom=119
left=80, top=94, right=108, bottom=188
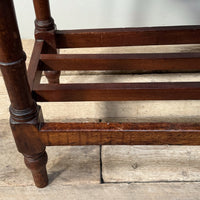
left=33, top=82, right=200, bottom=102
left=40, top=53, right=200, bottom=73
left=56, top=25, right=200, bottom=48
left=39, top=122, right=200, bottom=145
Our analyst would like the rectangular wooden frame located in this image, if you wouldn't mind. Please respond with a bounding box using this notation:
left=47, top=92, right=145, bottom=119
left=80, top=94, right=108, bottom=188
left=2, top=0, right=200, bottom=188
left=27, top=26, right=200, bottom=146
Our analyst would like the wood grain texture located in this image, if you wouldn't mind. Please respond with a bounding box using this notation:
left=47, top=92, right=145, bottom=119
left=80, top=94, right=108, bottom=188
left=33, top=82, right=200, bottom=102
left=39, top=122, right=200, bottom=146
left=40, top=53, right=200, bottom=73
left=56, top=26, right=200, bottom=48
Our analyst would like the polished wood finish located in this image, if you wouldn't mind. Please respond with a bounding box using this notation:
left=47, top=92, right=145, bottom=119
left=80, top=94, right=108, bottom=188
left=33, top=82, right=200, bottom=102
left=1, top=0, right=200, bottom=188
left=33, top=0, right=52, bottom=23
left=40, top=53, right=200, bottom=73
left=56, top=26, right=200, bottom=48
left=39, top=122, right=200, bottom=146
left=24, top=150, right=48, bottom=188
left=0, top=0, right=48, bottom=188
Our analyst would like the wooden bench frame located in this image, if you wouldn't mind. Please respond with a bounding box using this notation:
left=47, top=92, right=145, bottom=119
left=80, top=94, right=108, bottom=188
left=1, top=0, right=200, bottom=188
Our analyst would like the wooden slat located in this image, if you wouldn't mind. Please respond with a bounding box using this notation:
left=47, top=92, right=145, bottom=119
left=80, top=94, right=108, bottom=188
left=40, top=53, right=200, bottom=73
left=27, top=40, right=44, bottom=90
left=33, top=82, right=200, bottom=102
left=56, top=26, right=200, bottom=48
left=39, top=122, right=200, bottom=145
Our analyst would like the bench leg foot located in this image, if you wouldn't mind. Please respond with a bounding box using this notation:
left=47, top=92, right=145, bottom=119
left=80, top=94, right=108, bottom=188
left=24, top=150, right=48, bottom=188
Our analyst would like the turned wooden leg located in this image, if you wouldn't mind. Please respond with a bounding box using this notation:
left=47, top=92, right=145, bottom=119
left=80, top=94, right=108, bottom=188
left=0, top=0, right=48, bottom=188
left=24, top=150, right=48, bottom=188
left=10, top=104, right=49, bottom=188
left=33, top=0, right=60, bottom=84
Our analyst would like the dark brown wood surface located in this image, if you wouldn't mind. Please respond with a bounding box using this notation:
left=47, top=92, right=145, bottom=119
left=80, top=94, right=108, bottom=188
left=27, top=40, right=44, bottom=90
left=33, top=82, right=200, bottom=102
left=39, top=122, right=200, bottom=145
left=56, top=26, right=200, bottom=48
left=33, top=0, right=51, bottom=21
left=0, top=0, right=48, bottom=188
left=33, top=0, right=54, bottom=31
left=33, top=0, right=60, bottom=84
left=0, top=0, right=23, bottom=63
left=0, top=1, right=32, bottom=110
left=40, top=53, right=200, bottom=73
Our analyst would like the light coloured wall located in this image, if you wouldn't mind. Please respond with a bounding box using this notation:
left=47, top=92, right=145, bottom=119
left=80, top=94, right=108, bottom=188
left=13, top=0, right=200, bottom=39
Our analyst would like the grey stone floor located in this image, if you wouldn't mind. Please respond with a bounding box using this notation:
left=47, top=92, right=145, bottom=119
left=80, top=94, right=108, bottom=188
left=1, top=40, right=200, bottom=199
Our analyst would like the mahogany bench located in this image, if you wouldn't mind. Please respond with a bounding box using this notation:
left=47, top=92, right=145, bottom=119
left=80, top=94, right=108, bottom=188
left=1, top=0, right=200, bottom=188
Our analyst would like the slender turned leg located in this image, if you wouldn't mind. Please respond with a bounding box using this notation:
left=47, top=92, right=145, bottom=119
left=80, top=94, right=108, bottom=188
left=0, top=0, right=48, bottom=188
left=24, top=151, right=48, bottom=187
left=33, top=0, right=60, bottom=84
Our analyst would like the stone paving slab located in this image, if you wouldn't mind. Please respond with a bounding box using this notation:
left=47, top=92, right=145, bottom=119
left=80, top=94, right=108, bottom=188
left=0, top=183, right=200, bottom=200
left=102, top=146, right=200, bottom=183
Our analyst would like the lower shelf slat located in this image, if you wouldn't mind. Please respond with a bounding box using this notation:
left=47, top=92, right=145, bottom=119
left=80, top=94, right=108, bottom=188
left=40, top=53, right=200, bottom=73
left=33, top=82, right=200, bottom=102
left=39, top=122, right=200, bottom=146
